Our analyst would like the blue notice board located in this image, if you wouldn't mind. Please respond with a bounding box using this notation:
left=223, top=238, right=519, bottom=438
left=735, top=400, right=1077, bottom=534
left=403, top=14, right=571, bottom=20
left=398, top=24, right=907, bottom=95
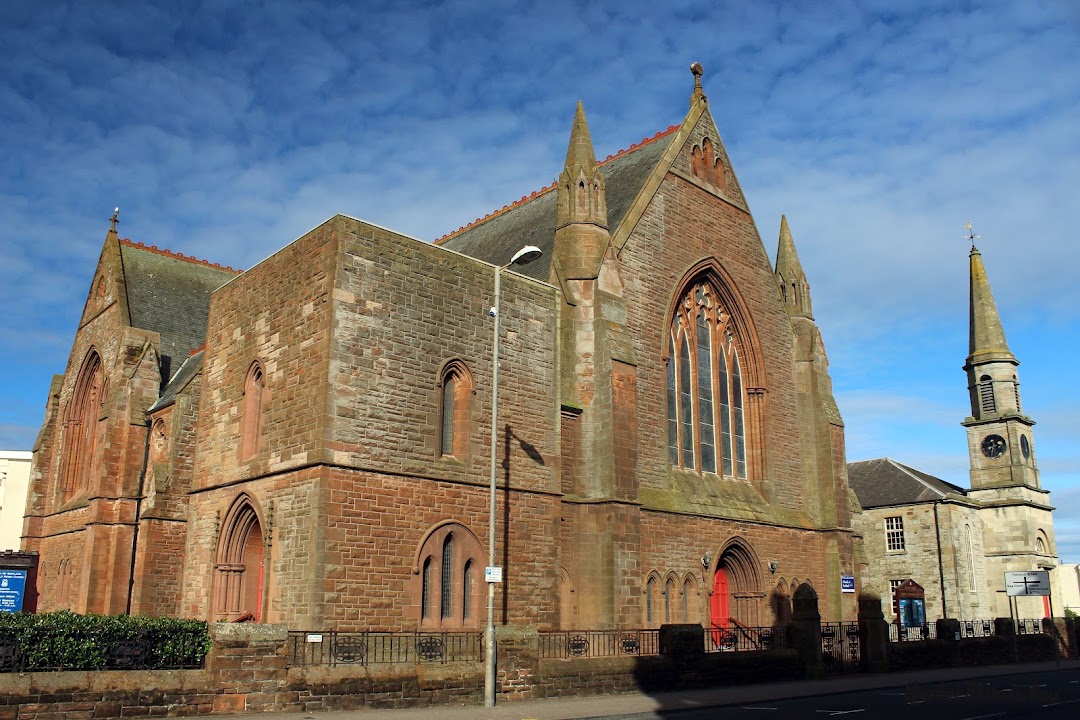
left=841, top=575, right=856, bottom=593
left=0, top=569, right=27, bottom=613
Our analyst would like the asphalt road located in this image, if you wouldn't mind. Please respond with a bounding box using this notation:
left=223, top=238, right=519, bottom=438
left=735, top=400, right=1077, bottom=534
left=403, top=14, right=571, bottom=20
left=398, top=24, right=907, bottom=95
left=597, top=667, right=1080, bottom=719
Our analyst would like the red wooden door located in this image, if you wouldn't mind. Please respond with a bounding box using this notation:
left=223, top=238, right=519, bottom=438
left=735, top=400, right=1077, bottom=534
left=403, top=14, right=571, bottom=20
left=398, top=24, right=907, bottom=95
left=710, top=567, right=730, bottom=646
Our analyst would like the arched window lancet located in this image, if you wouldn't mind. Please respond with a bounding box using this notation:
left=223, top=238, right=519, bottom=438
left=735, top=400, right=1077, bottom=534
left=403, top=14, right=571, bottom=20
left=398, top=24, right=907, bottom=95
left=438, top=361, right=474, bottom=459
left=240, top=361, right=266, bottom=461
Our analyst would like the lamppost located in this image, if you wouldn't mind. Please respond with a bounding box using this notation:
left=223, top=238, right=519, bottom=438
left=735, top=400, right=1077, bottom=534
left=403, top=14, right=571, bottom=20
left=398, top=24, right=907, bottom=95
left=485, top=244, right=542, bottom=707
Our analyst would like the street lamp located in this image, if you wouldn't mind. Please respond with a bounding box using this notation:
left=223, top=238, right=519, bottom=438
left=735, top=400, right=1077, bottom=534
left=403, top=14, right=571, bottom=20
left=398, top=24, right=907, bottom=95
left=485, top=244, right=542, bottom=707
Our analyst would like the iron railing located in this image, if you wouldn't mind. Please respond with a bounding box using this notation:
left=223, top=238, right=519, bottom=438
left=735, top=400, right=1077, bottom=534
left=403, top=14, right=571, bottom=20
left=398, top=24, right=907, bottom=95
left=889, top=623, right=936, bottom=642
left=286, top=631, right=483, bottom=667
left=889, top=619, right=1048, bottom=642
left=959, top=619, right=995, bottom=638
left=706, top=624, right=787, bottom=652
left=1016, top=618, right=1043, bottom=635
left=538, top=629, right=660, bottom=659
left=821, top=622, right=861, bottom=673
left=0, top=628, right=209, bottom=673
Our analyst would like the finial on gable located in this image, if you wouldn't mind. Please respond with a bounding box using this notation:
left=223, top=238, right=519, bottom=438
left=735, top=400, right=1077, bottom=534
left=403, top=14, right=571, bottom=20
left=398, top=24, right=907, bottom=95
left=690, top=62, right=706, bottom=107
left=109, top=207, right=120, bottom=234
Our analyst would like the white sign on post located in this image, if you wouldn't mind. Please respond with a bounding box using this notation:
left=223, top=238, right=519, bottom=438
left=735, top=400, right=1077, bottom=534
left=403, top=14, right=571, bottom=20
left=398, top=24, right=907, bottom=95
left=1004, top=570, right=1050, bottom=597
left=485, top=566, right=503, bottom=583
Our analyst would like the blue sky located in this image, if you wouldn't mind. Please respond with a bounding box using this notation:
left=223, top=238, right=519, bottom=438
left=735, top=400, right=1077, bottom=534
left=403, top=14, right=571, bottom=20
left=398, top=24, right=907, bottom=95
left=1, top=1, right=1078, bottom=560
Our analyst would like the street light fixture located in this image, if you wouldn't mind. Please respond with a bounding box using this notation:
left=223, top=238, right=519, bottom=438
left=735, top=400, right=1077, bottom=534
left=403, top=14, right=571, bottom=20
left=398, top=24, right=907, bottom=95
left=485, top=244, right=541, bottom=707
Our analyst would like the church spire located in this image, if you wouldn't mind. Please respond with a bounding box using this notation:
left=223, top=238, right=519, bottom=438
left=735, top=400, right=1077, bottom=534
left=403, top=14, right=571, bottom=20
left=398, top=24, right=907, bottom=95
left=557, top=101, right=607, bottom=231
left=967, top=244, right=1014, bottom=366
left=774, top=215, right=813, bottom=319
left=553, top=101, right=609, bottom=281
left=564, top=101, right=599, bottom=176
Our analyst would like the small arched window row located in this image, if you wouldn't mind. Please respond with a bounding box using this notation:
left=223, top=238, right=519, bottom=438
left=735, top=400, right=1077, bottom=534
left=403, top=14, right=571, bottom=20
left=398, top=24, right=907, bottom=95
left=689, top=138, right=727, bottom=190
left=643, top=570, right=701, bottom=627
left=666, top=280, right=747, bottom=478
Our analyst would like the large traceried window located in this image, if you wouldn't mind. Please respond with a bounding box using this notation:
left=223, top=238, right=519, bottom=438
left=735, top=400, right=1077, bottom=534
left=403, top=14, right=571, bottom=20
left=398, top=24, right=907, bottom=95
left=667, top=281, right=746, bottom=477
left=60, top=350, right=104, bottom=498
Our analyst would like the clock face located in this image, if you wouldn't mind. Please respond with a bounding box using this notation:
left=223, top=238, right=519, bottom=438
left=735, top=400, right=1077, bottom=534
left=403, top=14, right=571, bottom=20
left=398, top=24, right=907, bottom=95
left=981, top=434, right=1007, bottom=458
left=1020, top=435, right=1030, bottom=459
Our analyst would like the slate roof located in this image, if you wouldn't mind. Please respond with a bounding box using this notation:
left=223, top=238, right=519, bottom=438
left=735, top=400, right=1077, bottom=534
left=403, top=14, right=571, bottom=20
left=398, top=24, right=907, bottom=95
left=118, top=241, right=237, bottom=385
left=148, top=350, right=204, bottom=413
left=436, top=126, right=678, bottom=281
left=847, top=457, right=968, bottom=508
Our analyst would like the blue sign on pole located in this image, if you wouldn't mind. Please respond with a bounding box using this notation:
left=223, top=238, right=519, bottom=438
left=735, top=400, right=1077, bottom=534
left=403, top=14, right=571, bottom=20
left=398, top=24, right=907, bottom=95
left=841, top=575, right=856, bottom=594
left=0, top=569, right=28, bottom=613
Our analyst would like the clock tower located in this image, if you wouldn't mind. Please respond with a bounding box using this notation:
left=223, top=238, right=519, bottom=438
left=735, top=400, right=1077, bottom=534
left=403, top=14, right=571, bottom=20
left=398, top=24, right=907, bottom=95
left=961, top=236, right=1056, bottom=617
left=962, top=243, right=1040, bottom=491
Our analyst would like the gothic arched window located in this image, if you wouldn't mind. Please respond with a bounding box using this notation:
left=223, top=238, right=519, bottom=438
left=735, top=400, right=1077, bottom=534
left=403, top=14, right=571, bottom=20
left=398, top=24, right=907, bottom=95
left=666, top=281, right=747, bottom=478
left=438, top=361, right=473, bottom=459
left=59, top=350, right=104, bottom=498
left=414, top=522, right=483, bottom=629
left=240, top=361, right=266, bottom=461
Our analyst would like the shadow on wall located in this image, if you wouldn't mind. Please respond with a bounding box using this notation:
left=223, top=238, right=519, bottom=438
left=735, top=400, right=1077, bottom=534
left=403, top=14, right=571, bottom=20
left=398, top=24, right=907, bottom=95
left=502, top=424, right=545, bottom=625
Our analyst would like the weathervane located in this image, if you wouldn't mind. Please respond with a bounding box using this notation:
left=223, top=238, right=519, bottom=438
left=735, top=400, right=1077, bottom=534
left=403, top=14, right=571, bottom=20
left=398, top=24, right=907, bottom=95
left=110, top=207, right=120, bottom=232
left=964, top=220, right=979, bottom=249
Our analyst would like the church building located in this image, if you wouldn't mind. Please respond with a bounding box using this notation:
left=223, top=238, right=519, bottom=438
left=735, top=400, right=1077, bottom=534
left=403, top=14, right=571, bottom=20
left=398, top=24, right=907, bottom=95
left=22, top=67, right=861, bottom=630
left=849, top=241, right=1058, bottom=624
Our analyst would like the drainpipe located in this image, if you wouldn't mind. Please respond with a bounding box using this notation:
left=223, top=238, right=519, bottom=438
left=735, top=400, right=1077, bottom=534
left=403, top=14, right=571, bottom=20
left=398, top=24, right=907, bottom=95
left=933, top=503, right=948, bottom=619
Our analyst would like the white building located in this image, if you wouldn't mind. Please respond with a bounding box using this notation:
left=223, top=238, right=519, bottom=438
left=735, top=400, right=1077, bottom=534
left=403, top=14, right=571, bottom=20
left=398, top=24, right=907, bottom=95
left=0, top=450, right=32, bottom=551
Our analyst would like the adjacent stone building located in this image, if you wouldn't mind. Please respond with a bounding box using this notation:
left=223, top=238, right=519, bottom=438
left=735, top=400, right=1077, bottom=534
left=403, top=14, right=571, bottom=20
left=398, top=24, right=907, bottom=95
left=23, top=68, right=860, bottom=630
left=850, top=242, right=1058, bottom=623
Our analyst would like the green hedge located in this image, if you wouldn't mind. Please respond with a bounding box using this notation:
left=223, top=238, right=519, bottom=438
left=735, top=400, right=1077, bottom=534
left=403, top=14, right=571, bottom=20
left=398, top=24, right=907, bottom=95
left=0, top=611, right=211, bottom=672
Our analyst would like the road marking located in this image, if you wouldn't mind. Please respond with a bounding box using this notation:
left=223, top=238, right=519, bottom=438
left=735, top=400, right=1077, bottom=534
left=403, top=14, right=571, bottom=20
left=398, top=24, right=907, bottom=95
left=879, top=692, right=906, bottom=696
left=815, top=710, right=866, bottom=716
left=740, top=707, right=778, bottom=711
left=1042, top=699, right=1080, bottom=708
left=907, top=700, right=925, bottom=704
left=949, top=694, right=971, bottom=699
left=959, top=714, right=1005, bottom=720
left=1000, top=688, right=1013, bottom=692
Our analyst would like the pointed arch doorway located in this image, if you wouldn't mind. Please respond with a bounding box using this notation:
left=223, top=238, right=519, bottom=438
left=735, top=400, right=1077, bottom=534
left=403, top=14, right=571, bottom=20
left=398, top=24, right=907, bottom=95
left=213, top=495, right=266, bottom=622
left=709, top=539, right=762, bottom=647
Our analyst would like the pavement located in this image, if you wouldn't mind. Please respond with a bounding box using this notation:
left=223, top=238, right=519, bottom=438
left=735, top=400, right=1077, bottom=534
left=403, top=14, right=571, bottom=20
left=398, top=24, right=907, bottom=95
left=225, top=658, right=1080, bottom=720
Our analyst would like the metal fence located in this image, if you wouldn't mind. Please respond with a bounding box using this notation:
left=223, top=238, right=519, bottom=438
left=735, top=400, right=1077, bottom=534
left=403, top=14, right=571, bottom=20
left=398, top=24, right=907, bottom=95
left=706, top=625, right=787, bottom=653
left=538, top=629, right=660, bottom=659
left=888, top=619, right=1044, bottom=642
left=889, top=623, right=937, bottom=642
left=821, top=622, right=861, bottom=673
left=959, top=619, right=995, bottom=638
left=286, top=631, right=483, bottom=667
